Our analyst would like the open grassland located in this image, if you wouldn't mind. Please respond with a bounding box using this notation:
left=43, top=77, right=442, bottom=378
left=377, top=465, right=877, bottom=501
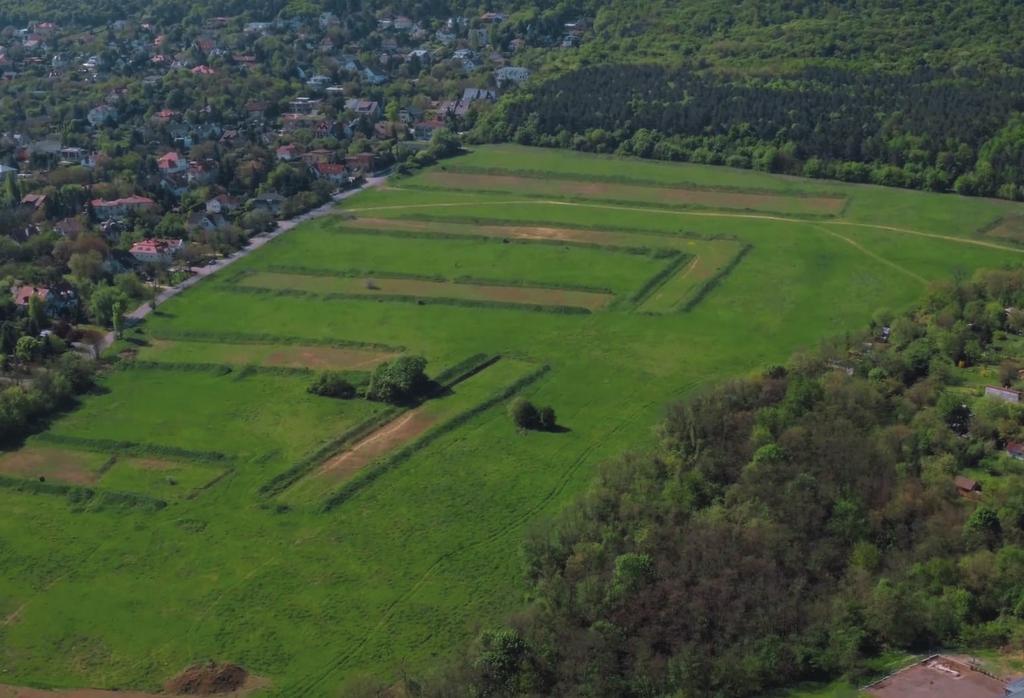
left=1, top=145, right=1023, bottom=696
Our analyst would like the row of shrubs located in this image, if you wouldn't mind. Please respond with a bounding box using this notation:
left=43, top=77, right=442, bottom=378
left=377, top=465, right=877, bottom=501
left=0, top=475, right=167, bottom=512
left=629, top=252, right=691, bottom=305
left=35, top=433, right=229, bottom=464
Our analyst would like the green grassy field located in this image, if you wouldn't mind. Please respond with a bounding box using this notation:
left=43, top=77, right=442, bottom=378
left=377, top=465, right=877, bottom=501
left=1, top=145, right=1022, bottom=696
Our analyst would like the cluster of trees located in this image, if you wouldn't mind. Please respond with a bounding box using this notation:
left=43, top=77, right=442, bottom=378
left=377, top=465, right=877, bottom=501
left=508, top=396, right=557, bottom=431
left=0, top=352, right=95, bottom=444
left=366, top=355, right=429, bottom=404
left=386, top=267, right=1024, bottom=697
left=473, top=64, right=1024, bottom=198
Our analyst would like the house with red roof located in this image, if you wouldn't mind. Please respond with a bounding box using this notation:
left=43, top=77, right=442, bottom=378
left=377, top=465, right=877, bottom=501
left=313, top=162, right=348, bottom=186
left=157, top=151, right=186, bottom=174
left=91, top=196, right=157, bottom=220
left=129, top=238, right=183, bottom=265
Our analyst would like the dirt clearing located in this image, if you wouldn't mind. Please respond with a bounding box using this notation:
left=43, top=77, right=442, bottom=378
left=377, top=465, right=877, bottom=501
left=984, top=215, right=1024, bottom=243
left=418, top=171, right=846, bottom=215
left=239, top=271, right=614, bottom=310
left=0, top=448, right=108, bottom=486
left=0, top=664, right=265, bottom=698
left=316, top=409, right=437, bottom=484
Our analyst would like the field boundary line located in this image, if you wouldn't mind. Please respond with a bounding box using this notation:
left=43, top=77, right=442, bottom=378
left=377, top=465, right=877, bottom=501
left=220, top=284, right=597, bottom=315
left=435, top=164, right=849, bottom=199
left=33, top=434, right=230, bottom=463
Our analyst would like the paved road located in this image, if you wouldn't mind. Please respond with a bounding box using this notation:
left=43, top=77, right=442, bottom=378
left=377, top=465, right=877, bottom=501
left=98, top=175, right=388, bottom=353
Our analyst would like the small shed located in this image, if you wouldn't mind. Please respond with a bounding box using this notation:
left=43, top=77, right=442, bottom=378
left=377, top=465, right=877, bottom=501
left=955, top=475, right=982, bottom=496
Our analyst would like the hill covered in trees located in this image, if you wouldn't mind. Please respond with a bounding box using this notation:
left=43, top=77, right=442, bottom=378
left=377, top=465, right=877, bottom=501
left=470, top=0, right=1024, bottom=199
left=402, top=268, right=1024, bottom=697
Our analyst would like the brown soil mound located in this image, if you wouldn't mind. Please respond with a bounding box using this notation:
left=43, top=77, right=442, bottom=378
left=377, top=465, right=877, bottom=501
left=164, top=663, right=247, bottom=695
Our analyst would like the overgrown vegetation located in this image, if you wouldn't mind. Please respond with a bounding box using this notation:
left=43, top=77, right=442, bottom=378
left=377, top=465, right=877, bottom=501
left=425, top=268, right=1024, bottom=697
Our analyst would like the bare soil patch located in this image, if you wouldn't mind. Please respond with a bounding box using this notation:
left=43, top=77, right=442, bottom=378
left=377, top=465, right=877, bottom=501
left=985, top=215, right=1024, bottom=243
left=0, top=668, right=265, bottom=698
left=0, top=448, right=102, bottom=486
left=421, top=172, right=846, bottom=215
left=264, top=345, right=396, bottom=370
left=165, top=662, right=247, bottom=695
left=317, top=409, right=437, bottom=484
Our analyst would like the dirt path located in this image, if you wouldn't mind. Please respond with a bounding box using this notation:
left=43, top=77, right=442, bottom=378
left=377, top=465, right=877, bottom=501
left=96, top=176, right=390, bottom=355
left=0, top=676, right=267, bottom=698
left=316, top=409, right=437, bottom=484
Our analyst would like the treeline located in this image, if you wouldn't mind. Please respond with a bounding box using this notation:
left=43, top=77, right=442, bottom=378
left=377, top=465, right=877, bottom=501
left=378, top=267, right=1024, bottom=697
left=0, top=353, right=95, bottom=444
left=472, top=64, right=1024, bottom=198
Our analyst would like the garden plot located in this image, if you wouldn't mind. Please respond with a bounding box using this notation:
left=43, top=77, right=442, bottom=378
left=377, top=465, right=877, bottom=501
left=140, top=339, right=398, bottom=371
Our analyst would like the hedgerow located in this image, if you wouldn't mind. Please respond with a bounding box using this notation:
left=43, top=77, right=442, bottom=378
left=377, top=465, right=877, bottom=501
left=629, top=252, right=691, bottom=305
left=679, top=244, right=753, bottom=312
left=0, top=475, right=166, bottom=512
left=34, top=433, right=229, bottom=463
left=146, top=329, right=404, bottom=353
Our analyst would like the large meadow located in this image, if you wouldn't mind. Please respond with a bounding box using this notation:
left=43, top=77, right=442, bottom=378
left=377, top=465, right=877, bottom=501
left=1, top=145, right=1023, bottom=695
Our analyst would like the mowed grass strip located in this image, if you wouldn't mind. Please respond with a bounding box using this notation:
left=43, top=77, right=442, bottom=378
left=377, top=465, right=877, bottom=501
left=237, top=271, right=615, bottom=311
left=140, top=339, right=398, bottom=371
left=411, top=171, right=846, bottom=216
left=639, top=239, right=748, bottom=313
left=280, top=358, right=536, bottom=506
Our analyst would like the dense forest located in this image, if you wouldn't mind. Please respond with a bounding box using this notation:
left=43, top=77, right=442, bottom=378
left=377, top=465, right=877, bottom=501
left=381, top=267, right=1024, bottom=697
left=469, top=0, right=1024, bottom=199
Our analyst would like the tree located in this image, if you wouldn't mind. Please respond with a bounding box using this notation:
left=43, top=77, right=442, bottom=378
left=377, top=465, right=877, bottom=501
left=14, top=336, right=40, bottom=364
left=538, top=405, right=557, bottom=431
left=68, top=250, right=104, bottom=282
left=26, top=294, right=47, bottom=335
left=112, top=301, right=125, bottom=339
left=999, top=360, right=1020, bottom=388
left=509, top=397, right=540, bottom=430
left=366, top=355, right=429, bottom=404
left=89, top=284, right=129, bottom=327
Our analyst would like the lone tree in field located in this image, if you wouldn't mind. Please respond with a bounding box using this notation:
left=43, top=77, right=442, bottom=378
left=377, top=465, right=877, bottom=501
left=366, top=355, right=429, bottom=404
left=510, top=397, right=540, bottom=430
left=510, top=398, right=559, bottom=432
left=308, top=371, right=356, bottom=399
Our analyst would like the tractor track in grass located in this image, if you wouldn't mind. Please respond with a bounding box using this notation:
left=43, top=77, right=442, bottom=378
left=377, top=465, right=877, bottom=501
left=345, top=200, right=1024, bottom=255
left=814, top=226, right=928, bottom=285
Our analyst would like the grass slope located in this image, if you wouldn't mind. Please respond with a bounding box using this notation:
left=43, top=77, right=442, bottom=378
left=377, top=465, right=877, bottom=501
left=0, top=145, right=1021, bottom=695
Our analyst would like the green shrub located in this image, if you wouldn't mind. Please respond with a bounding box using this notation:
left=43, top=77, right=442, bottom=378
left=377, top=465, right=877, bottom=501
left=510, top=398, right=540, bottom=430
left=308, top=371, right=356, bottom=399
